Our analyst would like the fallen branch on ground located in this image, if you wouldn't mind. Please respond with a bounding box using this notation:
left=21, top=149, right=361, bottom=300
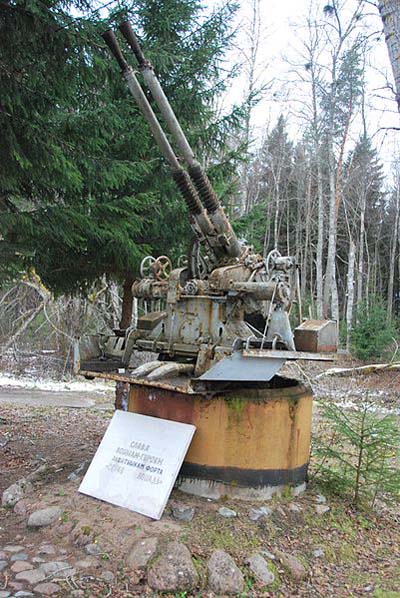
left=316, top=362, right=400, bottom=378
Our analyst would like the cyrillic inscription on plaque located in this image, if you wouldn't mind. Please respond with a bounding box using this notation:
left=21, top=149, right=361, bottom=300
left=79, top=411, right=196, bottom=519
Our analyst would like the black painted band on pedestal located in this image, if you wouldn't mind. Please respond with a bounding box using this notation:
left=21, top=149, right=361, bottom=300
left=179, top=462, right=308, bottom=487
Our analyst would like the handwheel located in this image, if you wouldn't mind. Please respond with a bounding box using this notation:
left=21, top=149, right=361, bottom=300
left=265, top=249, right=281, bottom=276
left=154, top=255, right=172, bottom=281
left=140, top=255, right=156, bottom=278
left=177, top=254, right=188, bottom=268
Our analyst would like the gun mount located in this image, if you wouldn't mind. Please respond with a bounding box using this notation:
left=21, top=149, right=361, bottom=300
left=76, top=23, right=337, bottom=386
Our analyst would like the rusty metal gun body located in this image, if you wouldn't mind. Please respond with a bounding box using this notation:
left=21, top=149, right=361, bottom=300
left=76, top=24, right=337, bottom=384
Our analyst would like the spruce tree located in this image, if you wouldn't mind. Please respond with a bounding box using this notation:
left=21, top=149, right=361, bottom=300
left=0, top=0, right=243, bottom=326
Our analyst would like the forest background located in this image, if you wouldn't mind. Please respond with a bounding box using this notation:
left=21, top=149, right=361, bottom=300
left=1, top=0, right=399, bottom=371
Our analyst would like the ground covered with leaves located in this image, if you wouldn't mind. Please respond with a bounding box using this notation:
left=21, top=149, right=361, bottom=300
left=0, top=363, right=399, bottom=597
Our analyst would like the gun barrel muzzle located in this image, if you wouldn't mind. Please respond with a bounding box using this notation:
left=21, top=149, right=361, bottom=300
left=119, top=21, right=147, bottom=67
left=102, top=29, right=129, bottom=72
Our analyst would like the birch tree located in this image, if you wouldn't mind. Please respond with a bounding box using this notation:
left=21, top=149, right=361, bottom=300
left=319, top=1, right=365, bottom=321
left=236, top=0, right=269, bottom=215
left=301, top=10, right=327, bottom=317
left=387, top=176, right=400, bottom=319
left=257, top=117, right=294, bottom=254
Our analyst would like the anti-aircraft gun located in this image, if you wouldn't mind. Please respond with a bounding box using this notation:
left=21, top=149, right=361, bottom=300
left=77, top=22, right=337, bottom=386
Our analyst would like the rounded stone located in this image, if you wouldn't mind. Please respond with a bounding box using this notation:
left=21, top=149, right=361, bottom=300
left=33, top=582, right=60, bottom=596
left=218, top=507, right=237, bottom=518
left=15, top=569, right=46, bottom=584
left=11, top=561, right=33, bottom=573
left=171, top=503, right=195, bottom=522
left=275, top=550, right=307, bottom=581
left=246, top=553, right=275, bottom=585
left=127, top=537, right=158, bottom=570
left=4, top=545, right=25, bottom=553
left=2, top=479, right=33, bottom=508
left=248, top=506, right=271, bottom=521
left=207, top=550, right=244, bottom=594
left=39, top=561, right=76, bottom=578
left=10, top=553, right=29, bottom=562
left=27, top=507, right=62, bottom=528
left=147, top=541, right=198, bottom=592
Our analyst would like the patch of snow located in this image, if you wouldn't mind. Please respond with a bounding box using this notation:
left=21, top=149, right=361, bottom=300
left=335, top=399, right=400, bottom=416
left=315, top=397, right=400, bottom=416
left=0, top=373, right=109, bottom=394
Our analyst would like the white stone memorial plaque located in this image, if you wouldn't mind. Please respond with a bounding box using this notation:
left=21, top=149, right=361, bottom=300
left=79, top=411, right=196, bottom=520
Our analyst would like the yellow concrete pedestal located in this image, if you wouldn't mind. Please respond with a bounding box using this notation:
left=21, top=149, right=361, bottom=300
left=128, top=378, right=313, bottom=500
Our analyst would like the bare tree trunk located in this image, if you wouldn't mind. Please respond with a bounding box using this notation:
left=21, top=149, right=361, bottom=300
left=370, top=238, right=377, bottom=302
left=355, top=72, right=368, bottom=313
left=346, top=237, right=356, bottom=350
left=304, top=11, right=325, bottom=318
left=309, top=238, right=315, bottom=316
left=387, top=188, right=400, bottom=320
left=296, top=173, right=302, bottom=283
left=324, top=161, right=338, bottom=318
left=241, top=0, right=263, bottom=214
left=320, top=0, right=364, bottom=320
left=120, top=276, right=135, bottom=330
left=369, top=256, right=375, bottom=308
left=378, top=0, right=400, bottom=111
left=331, top=272, right=339, bottom=323
left=273, top=191, right=280, bottom=250
left=286, top=197, right=290, bottom=255
left=316, top=159, right=324, bottom=318
left=324, top=89, right=353, bottom=322
left=132, top=297, right=138, bottom=329
left=322, top=39, right=339, bottom=319
left=301, top=168, right=312, bottom=298
left=263, top=204, right=271, bottom=257
left=398, top=234, right=400, bottom=318
left=356, top=192, right=366, bottom=309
